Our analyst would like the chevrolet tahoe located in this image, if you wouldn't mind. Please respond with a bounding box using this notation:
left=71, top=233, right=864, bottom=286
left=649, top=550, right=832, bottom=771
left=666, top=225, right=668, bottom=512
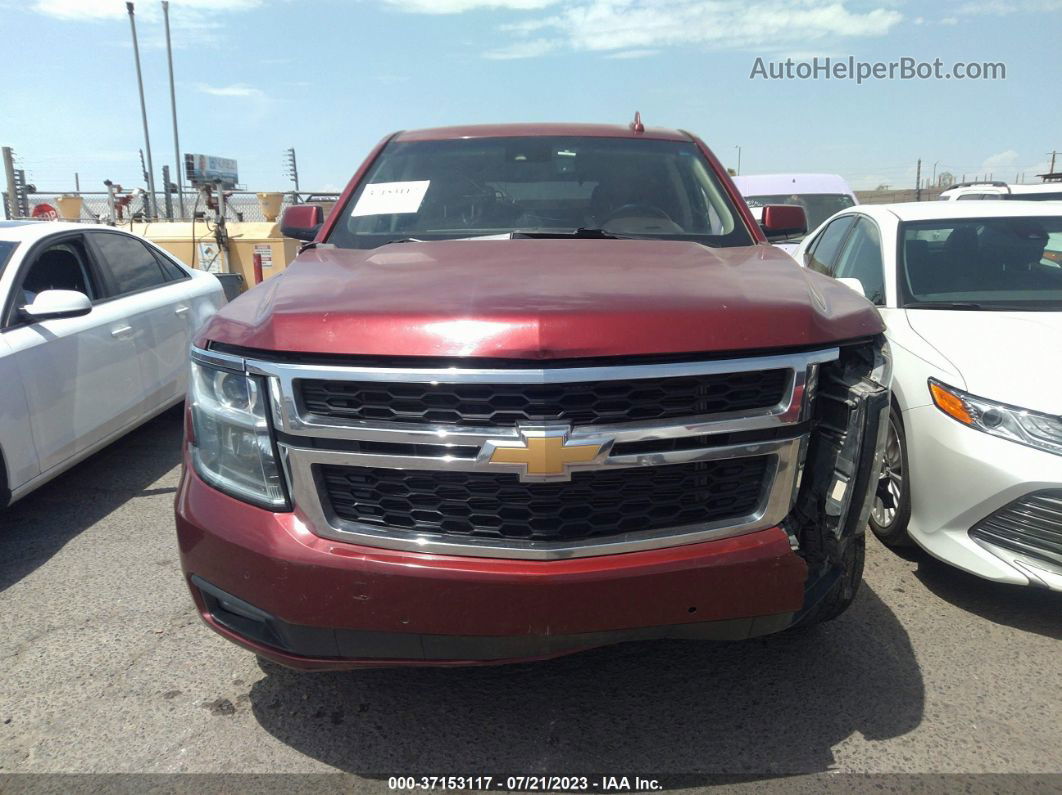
left=176, top=122, right=890, bottom=669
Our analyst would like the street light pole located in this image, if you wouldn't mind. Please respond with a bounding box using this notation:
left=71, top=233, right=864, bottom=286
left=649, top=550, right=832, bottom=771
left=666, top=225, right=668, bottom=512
left=127, top=2, right=157, bottom=219
left=163, top=1, right=185, bottom=220
left=734, top=145, right=742, bottom=176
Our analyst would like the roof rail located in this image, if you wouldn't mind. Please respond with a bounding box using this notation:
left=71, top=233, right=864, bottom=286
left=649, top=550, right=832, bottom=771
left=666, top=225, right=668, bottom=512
left=943, top=181, right=1011, bottom=191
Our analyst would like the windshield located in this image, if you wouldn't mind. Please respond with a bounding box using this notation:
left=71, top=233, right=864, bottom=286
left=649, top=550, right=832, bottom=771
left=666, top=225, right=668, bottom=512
left=327, top=137, right=753, bottom=249
left=744, top=193, right=856, bottom=234
left=900, top=217, right=1062, bottom=309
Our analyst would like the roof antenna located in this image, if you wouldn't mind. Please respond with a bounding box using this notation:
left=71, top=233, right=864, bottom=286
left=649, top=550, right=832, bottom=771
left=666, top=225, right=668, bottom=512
left=629, top=111, right=644, bottom=134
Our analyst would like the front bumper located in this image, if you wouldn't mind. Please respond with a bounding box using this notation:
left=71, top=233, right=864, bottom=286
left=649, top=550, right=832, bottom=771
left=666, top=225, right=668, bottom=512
left=903, top=404, right=1062, bottom=590
left=176, top=462, right=808, bottom=669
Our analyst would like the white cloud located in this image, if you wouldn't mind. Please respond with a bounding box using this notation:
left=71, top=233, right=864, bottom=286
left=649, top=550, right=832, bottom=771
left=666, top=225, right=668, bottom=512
left=981, top=149, right=1019, bottom=172
left=603, top=48, right=660, bottom=58
left=450, top=1, right=904, bottom=58
left=383, top=0, right=556, bottom=12
left=196, top=82, right=268, bottom=99
left=955, top=0, right=1062, bottom=14
left=484, top=37, right=559, bottom=58
left=32, top=0, right=264, bottom=21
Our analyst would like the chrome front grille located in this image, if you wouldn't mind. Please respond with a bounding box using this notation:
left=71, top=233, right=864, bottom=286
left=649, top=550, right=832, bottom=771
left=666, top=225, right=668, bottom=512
left=321, top=457, right=770, bottom=543
left=196, top=346, right=838, bottom=559
left=298, top=368, right=790, bottom=426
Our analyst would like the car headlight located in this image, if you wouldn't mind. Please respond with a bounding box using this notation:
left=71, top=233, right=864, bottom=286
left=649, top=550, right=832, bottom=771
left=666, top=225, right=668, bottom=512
left=929, top=378, right=1062, bottom=457
left=189, top=359, right=289, bottom=509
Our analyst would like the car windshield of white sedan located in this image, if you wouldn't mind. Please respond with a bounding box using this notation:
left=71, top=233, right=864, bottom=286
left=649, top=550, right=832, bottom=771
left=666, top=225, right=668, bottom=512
left=744, top=193, right=856, bottom=234
left=901, top=217, right=1062, bottom=309
left=328, top=137, right=752, bottom=249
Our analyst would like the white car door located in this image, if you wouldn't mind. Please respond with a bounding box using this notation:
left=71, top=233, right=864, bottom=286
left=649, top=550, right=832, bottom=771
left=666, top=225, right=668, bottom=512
left=85, top=230, right=198, bottom=411
left=3, top=232, right=144, bottom=473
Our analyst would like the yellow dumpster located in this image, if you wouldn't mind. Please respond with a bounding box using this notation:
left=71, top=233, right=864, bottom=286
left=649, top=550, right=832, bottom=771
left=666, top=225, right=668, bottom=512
left=126, top=221, right=301, bottom=294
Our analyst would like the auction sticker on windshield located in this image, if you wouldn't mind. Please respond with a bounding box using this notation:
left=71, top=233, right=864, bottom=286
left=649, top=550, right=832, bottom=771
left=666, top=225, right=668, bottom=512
left=351, top=180, right=430, bottom=216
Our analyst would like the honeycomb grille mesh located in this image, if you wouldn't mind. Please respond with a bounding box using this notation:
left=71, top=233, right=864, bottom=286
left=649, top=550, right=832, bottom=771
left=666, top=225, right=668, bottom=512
left=320, top=458, right=769, bottom=543
left=299, top=369, right=789, bottom=427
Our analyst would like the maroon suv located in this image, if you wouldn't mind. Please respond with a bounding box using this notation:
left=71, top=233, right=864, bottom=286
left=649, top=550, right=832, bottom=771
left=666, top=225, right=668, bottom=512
left=176, top=122, right=889, bottom=669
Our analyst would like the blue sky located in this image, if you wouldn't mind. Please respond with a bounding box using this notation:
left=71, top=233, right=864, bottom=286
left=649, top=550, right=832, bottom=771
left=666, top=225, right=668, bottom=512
left=2, top=0, right=1059, bottom=194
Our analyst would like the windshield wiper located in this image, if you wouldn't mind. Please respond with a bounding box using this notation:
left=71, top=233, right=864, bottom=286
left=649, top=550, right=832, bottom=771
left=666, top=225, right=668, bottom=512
left=511, top=227, right=638, bottom=240
left=904, top=302, right=983, bottom=310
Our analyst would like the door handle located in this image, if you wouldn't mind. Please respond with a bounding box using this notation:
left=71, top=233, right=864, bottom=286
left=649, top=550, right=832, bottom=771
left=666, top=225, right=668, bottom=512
left=174, top=305, right=190, bottom=316
left=110, top=325, right=134, bottom=339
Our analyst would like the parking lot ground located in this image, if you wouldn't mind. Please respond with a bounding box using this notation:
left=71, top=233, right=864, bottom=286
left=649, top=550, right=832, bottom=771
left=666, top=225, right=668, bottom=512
left=1, top=408, right=1060, bottom=784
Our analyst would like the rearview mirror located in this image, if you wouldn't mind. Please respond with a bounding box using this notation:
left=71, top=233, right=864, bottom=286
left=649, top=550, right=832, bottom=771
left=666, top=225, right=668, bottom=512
left=836, top=277, right=866, bottom=298
left=760, top=205, right=807, bottom=241
left=280, top=204, right=324, bottom=242
left=21, top=289, right=92, bottom=321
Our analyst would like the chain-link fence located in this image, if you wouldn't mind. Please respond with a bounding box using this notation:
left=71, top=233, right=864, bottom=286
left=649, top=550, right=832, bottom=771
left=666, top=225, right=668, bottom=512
left=13, top=190, right=339, bottom=224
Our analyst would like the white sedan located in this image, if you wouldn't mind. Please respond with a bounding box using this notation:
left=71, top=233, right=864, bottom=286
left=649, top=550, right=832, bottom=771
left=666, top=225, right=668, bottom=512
left=793, top=201, right=1062, bottom=590
left=0, top=221, right=224, bottom=506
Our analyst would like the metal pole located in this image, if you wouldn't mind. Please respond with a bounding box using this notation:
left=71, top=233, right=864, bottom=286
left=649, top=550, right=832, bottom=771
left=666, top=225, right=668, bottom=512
left=734, top=145, right=742, bottom=176
left=105, top=182, right=117, bottom=225
left=75, top=172, right=81, bottom=194
left=162, top=1, right=185, bottom=220
left=127, top=2, right=158, bottom=219
left=2, top=147, right=18, bottom=219
left=162, top=164, right=173, bottom=220
left=915, top=159, right=922, bottom=202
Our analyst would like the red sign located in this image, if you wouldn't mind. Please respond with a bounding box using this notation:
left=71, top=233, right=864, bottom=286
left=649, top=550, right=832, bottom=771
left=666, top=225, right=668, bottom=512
left=31, top=203, right=58, bottom=221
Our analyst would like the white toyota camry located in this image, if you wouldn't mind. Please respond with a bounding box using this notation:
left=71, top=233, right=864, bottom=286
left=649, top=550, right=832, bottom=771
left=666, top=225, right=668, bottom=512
left=0, top=221, right=224, bottom=507
left=793, top=201, right=1062, bottom=590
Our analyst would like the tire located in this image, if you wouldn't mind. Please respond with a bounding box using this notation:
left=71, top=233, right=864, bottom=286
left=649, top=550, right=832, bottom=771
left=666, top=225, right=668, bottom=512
left=795, top=532, right=866, bottom=628
left=868, top=405, right=913, bottom=547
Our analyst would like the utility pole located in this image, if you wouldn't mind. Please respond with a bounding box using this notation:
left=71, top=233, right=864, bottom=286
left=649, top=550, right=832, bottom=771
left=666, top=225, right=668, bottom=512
left=734, top=145, right=742, bottom=176
left=915, top=158, right=922, bottom=202
left=162, top=164, right=173, bottom=220
left=931, top=160, right=940, bottom=189
left=285, top=147, right=300, bottom=201
left=3, top=146, right=18, bottom=219
left=75, top=172, right=81, bottom=194
left=127, top=2, right=157, bottom=219
left=1049, top=151, right=1058, bottom=178
left=162, top=1, right=185, bottom=220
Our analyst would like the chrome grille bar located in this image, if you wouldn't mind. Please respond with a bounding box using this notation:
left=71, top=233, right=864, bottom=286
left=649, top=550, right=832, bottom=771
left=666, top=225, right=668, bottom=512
left=194, top=346, right=838, bottom=559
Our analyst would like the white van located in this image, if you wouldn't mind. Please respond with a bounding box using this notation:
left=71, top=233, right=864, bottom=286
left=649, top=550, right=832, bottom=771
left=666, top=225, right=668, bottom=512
left=733, top=173, right=858, bottom=255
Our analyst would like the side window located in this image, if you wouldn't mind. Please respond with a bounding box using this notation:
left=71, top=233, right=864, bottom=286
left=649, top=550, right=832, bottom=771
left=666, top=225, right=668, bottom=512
left=149, top=245, right=190, bottom=281
left=834, top=218, right=886, bottom=305
left=806, top=215, right=857, bottom=275
left=90, top=233, right=168, bottom=296
left=18, top=238, right=98, bottom=308
left=956, top=193, right=988, bottom=201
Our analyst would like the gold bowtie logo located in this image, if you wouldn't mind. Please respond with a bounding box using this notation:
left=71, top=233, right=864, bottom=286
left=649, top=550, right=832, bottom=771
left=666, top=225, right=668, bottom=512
left=486, top=429, right=605, bottom=481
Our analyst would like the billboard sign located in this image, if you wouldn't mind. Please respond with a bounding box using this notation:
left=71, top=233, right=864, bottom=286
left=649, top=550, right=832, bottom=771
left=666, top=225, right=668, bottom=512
left=184, top=154, right=239, bottom=188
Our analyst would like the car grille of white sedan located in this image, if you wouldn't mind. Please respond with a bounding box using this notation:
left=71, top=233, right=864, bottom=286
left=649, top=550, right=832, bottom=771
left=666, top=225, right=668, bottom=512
left=970, top=490, right=1062, bottom=569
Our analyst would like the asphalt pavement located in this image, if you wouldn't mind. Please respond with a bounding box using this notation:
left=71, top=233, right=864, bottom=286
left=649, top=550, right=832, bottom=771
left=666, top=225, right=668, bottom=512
left=1, top=407, right=1060, bottom=786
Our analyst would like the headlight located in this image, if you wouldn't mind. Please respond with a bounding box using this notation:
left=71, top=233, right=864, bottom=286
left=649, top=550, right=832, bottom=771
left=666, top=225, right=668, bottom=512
left=189, top=359, right=288, bottom=509
left=929, top=378, right=1062, bottom=457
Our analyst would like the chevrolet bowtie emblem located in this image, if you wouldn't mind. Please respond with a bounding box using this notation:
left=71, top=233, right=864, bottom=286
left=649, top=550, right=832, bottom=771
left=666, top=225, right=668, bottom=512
left=483, top=426, right=609, bottom=481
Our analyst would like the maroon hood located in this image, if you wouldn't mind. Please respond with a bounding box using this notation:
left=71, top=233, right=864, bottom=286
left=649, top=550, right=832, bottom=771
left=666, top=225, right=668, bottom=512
left=199, top=239, right=883, bottom=359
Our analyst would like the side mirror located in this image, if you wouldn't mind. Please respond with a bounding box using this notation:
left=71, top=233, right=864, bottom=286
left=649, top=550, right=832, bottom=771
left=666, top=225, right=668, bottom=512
left=280, top=204, right=324, bottom=242
left=760, top=205, right=807, bottom=241
left=21, top=289, right=92, bottom=321
left=836, top=277, right=866, bottom=298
